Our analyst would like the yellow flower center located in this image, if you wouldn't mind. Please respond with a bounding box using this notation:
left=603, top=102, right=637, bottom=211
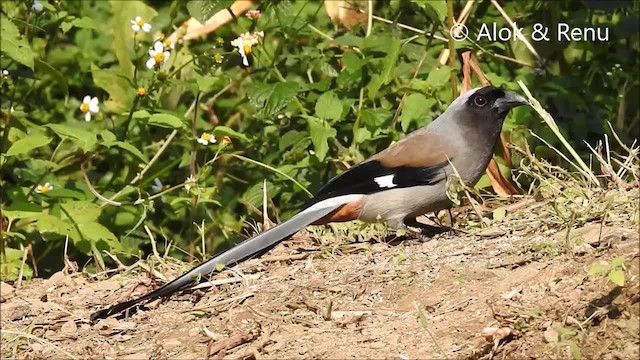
left=201, top=133, right=212, bottom=141
left=136, top=87, right=146, bottom=96
left=164, top=40, right=171, bottom=47
left=154, top=52, right=165, bottom=63
left=243, top=43, right=253, bottom=55
left=80, top=103, right=89, bottom=112
left=39, top=185, right=50, bottom=193
left=137, top=20, right=145, bottom=27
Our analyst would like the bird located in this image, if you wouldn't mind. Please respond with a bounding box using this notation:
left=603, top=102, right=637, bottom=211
left=91, top=86, right=527, bottom=320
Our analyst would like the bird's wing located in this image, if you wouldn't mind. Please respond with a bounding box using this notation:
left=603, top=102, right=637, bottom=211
left=90, top=195, right=360, bottom=320
left=305, top=130, right=455, bottom=207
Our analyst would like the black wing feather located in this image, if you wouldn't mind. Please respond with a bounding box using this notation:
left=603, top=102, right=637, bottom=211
left=302, top=159, right=449, bottom=209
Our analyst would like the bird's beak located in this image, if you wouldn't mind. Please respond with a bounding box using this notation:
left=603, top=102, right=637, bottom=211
left=493, top=91, right=528, bottom=115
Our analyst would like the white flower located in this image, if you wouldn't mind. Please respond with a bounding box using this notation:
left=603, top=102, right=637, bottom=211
left=197, top=132, right=216, bottom=145
left=231, top=32, right=264, bottom=67
left=2, top=69, right=8, bottom=78
left=79, top=95, right=99, bottom=122
left=131, top=16, right=152, bottom=33
left=32, top=0, right=43, bottom=12
left=151, top=178, right=164, bottom=192
left=146, top=41, right=171, bottom=69
left=35, top=182, right=53, bottom=194
left=162, top=39, right=174, bottom=51
left=184, top=175, right=197, bottom=191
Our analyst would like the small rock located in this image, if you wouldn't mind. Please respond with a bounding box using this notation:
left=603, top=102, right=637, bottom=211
left=164, top=339, right=182, bottom=348
left=60, top=320, right=78, bottom=339
left=0, top=281, right=15, bottom=301
left=543, top=327, right=558, bottom=344
left=188, top=327, right=200, bottom=337
left=121, top=352, right=147, bottom=360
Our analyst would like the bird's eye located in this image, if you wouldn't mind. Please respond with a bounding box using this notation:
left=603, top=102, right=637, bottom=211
left=474, top=96, right=487, bottom=107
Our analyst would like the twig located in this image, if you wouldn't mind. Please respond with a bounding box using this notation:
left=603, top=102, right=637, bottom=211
left=207, top=331, right=256, bottom=357
left=518, top=80, right=600, bottom=185
left=144, top=225, right=166, bottom=265
left=101, top=129, right=178, bottom=207
left=369, top=14, right=448, bottom=42
left=490, top=0, right=541, bottom=62
left=189, top=292, right=254, bottom=312
left=16, top=244, right=31, bottom=288
left=80, top=157, right=122, bottom=206
left=259, top=253, right=309, bottom=263
left=191, top=274, right=260, bottom=291
left=1, top=330, right=79, bottom=360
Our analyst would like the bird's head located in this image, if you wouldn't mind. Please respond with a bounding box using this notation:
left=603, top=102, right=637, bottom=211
left=461, top=86, right=529, bottom=124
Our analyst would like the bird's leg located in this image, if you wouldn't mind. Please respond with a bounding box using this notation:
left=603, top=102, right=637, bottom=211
left=385, top=218, right=433, bottom=241
left=403, top=217, right=449, bottom=237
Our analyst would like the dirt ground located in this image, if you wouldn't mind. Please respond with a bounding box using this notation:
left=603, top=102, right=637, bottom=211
left=1, top=198, right=639, bottom=359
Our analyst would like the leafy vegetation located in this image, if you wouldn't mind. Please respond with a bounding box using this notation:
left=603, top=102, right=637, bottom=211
left=1, top=0, right=638, bottom=278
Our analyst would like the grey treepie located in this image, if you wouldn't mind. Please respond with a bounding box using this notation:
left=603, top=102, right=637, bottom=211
left=91, top=86, right=528, bottom=320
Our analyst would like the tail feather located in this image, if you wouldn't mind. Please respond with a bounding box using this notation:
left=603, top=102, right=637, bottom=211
left=90, top=198, right=353, bottom=320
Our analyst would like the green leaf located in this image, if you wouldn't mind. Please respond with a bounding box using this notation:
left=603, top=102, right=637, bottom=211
left=213, top=126, right=250, bottom=142
left=36, top=214, right=74, bottom=236
left=267, top=82, right=299, bottom=116
left=61, top=201, right=102, bottom=223
left=3, top=202, right=43, bottom=222
left=367, top=39, right=401, bottom=100
left=46, top=124, right=97, bottom=152
left=492, top=207, right=507, bottom=221
left=427, top=65, right=452, bottom=88
left=79, top=222, right=120, bottom=250
left=315, top=91, right=343, bottom=121
left=148, top=113, right=183, bottom=129
left=610, top=257, right=625, bottom=269
left=99, top=129, right=117, bottom=147
left=109, top=0, right=157, bottom=78
left=399, top=93, right=429, bottom=131
left=342, top=52, right=365, bottom=73
left=61, top=16, right=98, bottom=33
left=35, top=59, right=69, bottom=103
left=587, top=264, right=609, bottom=276
left=132, top=110, right=152, bottom=119
left=91, top=65, right=133, bottom=113
left=307, top=117, right=337, bottom=161
left=412, top=0, right=447, bottom=22
left=5, top=135, right=51, bottom=156
left=247, top=82, right=299, bottom=117
left=115, top=141, right=149, bottom=163
left=186, top=0, right=234, bottom=22
left=608, top=269, right=625, bottom=287
left=0, top=15, right=35, bottom=69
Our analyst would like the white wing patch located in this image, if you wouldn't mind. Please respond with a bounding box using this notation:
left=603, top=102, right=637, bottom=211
left=374, top=174, right=397, bottom=188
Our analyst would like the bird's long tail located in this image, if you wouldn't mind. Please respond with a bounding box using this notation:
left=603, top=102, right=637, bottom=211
left=90, top=195, right=361, bottom=320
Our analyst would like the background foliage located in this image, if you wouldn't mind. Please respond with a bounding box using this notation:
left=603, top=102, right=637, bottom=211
left=1, top=0, right=638, bottom=279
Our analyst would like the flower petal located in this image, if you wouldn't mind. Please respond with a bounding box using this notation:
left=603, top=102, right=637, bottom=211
left=197, top=138, right=207, bottom=145
left=84, top=112, right=91, bottom=122
left=154, top=41, right=163, bottom=53
left=89, top=104, right=99, bottom=113
left=146, top=58, right=156, bottom=69
left=90, top=97, right=99, bottom=106
left=132, top=24, right=140, bottom=32
left=163, top=51, right=171, bottom=61
left=209, top=137, right=217, bottom=144
left=83, top=95, right=91, bottom=104
left=149, top=48, right=156, bottom=57
left=142, top=23, right=151, bottom=32
left=135, top=16, right=141, bottom=22
left=241, top=54, right=249, bottom=66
